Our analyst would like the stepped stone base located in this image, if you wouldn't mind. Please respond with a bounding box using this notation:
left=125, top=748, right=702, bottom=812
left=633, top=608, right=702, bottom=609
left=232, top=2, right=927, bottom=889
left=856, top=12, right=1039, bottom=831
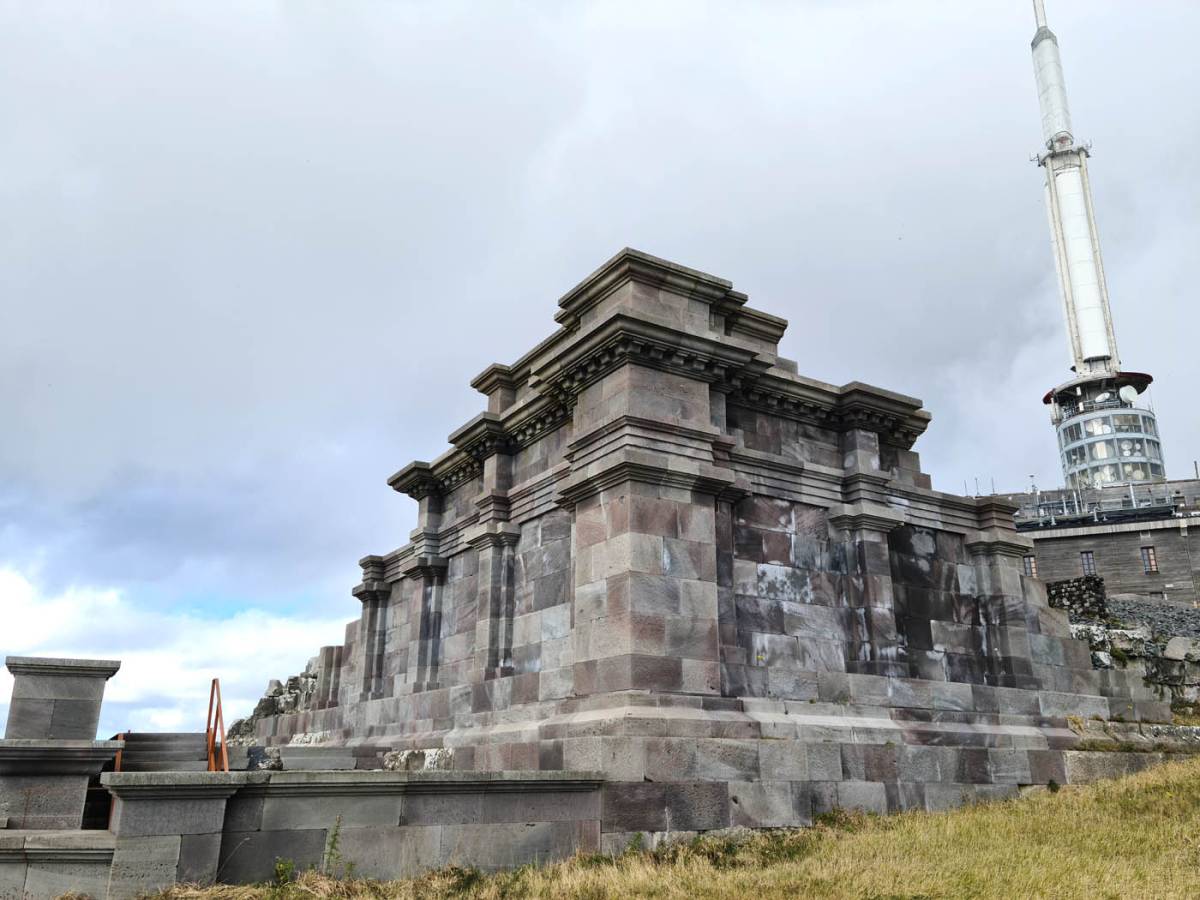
left=245, top=249, right=1174, bottom=836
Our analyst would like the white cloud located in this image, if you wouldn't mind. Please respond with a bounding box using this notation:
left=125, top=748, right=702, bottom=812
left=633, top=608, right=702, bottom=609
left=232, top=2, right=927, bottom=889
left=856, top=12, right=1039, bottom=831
left=0, top=567, right=348, bottom=738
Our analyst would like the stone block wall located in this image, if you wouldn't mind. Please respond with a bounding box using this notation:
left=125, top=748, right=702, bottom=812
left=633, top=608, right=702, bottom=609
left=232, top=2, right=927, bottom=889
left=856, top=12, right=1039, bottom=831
left=240, top=249, right=1169, bottom=837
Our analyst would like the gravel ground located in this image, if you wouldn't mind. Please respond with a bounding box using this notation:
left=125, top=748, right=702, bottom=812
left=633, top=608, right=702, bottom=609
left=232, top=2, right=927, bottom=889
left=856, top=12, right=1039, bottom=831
left=1108, top=595, right=1200, bottom=639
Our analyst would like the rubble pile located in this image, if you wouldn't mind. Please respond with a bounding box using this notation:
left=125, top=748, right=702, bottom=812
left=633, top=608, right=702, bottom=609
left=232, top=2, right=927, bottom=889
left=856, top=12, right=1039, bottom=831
left=226, top=658, right=320, bottom=746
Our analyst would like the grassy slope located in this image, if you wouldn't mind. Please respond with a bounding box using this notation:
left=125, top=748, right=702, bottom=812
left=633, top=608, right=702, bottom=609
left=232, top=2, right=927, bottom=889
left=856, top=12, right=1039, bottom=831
left=159, top=757, right=1200, bottom=900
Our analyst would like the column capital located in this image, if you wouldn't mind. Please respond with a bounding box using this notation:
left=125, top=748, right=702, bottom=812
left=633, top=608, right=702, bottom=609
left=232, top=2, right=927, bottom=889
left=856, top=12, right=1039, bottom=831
left=465, top=522, right=521, bottom=549
left=401, top=555, right=448, bottom=579
left=827, top=502, right=906, bottom=535
left=388, top=461, right=440, bottom=500
left=352, top=580, right=390, bottom=604
left=965, top=528, right=1033, bottom=559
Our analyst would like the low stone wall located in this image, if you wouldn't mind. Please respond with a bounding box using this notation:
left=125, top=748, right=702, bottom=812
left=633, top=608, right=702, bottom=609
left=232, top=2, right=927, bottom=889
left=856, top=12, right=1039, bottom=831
left=1071, top=623, right=1200, bottom=704
left=1047, top=576, right=1108, bottom=620
left=0, top=830, right=115, bottom=899
left=98, top=770, right=603, bottom=898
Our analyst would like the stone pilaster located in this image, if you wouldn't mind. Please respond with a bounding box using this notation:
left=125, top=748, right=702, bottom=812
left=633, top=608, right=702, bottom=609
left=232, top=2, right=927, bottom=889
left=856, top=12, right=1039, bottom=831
left=313, top=645, right=344, bottom=709
left=829, top=501, right=909, bottom=678
left=388, top=462, right=447, bottom=694
left=965, top=501, right=1043, bottom=689
left=353, top=556, right=390, bottom=702
left=403, top=557, right=449, bottom=693
left=469, top=527, right=521, bottom=679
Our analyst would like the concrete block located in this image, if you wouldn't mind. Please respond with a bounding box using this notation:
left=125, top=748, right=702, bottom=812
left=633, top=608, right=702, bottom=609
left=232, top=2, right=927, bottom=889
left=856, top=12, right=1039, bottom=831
left=0, top=859, right=26, bottom=899
left=3, top=700, right=53, bottom=740
left=0, top=773, right=90, bottom=830
left=336, top=825, right=443, bottom=879
left=601, top=781, right=729, bottom=833
left=643, top=738, right=759, bottom=783
left=988, top=749, right=1032, bottom=784
left=1027, top=749, right=1067, bottom=785
left=223, top=793, right=265, bottom=833
left=177, top=833, right=223, bottom=884
left=480, top=788, right=600, bottom=824
left=758, top=741, right=807, bottom=780
left=111, top=793, right=229, bottom=837
left=1064, top=751, right=1164, bottom=784
left=47, top=699, right=103, bottom=740
left=107, top=835, right=181, bottom=900
left=439, top=821, right=587, bottom=871
left=924, top=783, right=977, bottom=812
left=836, top=781, right=887, bottom=814
left=729, top=781, right=800, bottom=828
left=806, top=743, right=844, bottom=781
left=1039, top=692, right=1108, bottom=720
left=217, top=829, right=328, bottom=884
left=24, top=858, right=113, bottom=900
left=798, top=781, right=838, bottom=819
left=897, top=746, right=947, bottom=783
left=260, top=790, right=403, bottom=830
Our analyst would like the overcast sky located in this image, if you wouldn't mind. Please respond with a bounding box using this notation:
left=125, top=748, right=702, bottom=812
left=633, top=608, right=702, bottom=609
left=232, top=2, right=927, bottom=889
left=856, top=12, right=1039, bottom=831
left=2, top=0, right=1196, bottom=736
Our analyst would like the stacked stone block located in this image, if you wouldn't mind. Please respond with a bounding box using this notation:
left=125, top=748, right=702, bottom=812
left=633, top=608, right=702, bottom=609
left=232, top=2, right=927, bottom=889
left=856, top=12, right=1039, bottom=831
left=1047, top=575, right=1108, bottom=620
left=0, top=657, right=122, bottom=830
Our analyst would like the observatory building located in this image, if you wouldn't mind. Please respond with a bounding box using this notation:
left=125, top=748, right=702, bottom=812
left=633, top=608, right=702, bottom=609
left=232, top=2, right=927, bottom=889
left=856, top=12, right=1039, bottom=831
left=1006, top=3, right=1197, bottom=608
left=1030, top=0, right=1165, bottom=490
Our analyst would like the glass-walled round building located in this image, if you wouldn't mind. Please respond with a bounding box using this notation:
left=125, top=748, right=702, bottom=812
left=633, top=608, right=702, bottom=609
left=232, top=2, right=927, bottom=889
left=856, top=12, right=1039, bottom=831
left=1046, top=373, right=1164, bottom=488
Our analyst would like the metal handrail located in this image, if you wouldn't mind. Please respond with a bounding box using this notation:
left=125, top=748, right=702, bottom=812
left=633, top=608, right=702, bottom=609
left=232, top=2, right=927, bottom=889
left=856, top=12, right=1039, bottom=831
left=205, top=678, right=229, bottom=773
left=113, top=732, right=126, bottom=772
left=1060, top=398, right=1152, bottom=418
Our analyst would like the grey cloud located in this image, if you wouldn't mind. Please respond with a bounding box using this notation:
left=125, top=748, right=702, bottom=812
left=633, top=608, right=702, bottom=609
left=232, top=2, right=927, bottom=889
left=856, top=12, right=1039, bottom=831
left=1, top=0, right=1197, bottom=621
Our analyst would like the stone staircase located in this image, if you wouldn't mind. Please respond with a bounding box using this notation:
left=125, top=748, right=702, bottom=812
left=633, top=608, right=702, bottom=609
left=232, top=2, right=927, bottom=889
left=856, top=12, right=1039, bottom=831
left=111, top=732, right=209, bottom=772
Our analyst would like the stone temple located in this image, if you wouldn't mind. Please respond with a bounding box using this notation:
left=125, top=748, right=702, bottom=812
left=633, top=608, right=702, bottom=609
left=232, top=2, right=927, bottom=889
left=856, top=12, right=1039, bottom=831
left=247, top=247, right=1167, bottom=844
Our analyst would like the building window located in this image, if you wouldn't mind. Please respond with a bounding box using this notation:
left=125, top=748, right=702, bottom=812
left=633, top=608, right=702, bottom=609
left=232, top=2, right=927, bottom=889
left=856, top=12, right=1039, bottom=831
left=1022, top=555, right=1038, bottom=577
left=1081, top=551, right=1096, bottom=576
left=1141, top=546, right=1158, bottom=574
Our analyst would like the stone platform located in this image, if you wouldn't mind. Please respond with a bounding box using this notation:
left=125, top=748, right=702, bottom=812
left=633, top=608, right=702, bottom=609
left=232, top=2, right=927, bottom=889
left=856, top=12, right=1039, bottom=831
left=243, top=248, right=1168, bottom=840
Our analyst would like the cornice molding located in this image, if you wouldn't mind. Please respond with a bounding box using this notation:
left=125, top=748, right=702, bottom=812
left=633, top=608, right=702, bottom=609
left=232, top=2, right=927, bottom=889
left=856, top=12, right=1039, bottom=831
left=731, top=375, right=931, bottom=450
left=352, top=580, right=390, bottom=604
left=387, top=461, right=440, bottom=500
left=556, top=455, right=737, bottom=508
left=531, top=312, right=767, bottom=409
left=465, top=522, right=522, bottom=549
left=827, top=503, right=907, bottom=535
left=965, top=529, right=1034, bottom=559
left=553, top=247, right=736, bottom=329
left=449, top=414, right=512, bottom=461
left=5, top=657, right=121, bottom=680
left=469, top=362, right=518, bottom=396
left=0, top=741, right=122, bottom=775
left=400, top=555, right=449, bottom=579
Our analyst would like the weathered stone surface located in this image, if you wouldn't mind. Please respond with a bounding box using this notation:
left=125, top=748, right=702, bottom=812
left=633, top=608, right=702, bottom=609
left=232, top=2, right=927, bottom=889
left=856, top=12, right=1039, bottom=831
left=4, top=657, right=120, bottom=741
left=26, top=251, right=1168, bottom=864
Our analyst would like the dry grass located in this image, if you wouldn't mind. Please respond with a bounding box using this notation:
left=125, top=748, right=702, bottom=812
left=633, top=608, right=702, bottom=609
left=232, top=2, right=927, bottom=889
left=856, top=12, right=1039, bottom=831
left=154, top=756, right=1200, bottom=900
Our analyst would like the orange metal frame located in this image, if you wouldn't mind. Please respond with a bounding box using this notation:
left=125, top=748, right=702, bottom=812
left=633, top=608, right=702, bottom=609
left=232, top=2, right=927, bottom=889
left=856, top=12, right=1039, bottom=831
left=205, top=678, right=229, bottom=773
left=113, top=732, right=126, bottom=772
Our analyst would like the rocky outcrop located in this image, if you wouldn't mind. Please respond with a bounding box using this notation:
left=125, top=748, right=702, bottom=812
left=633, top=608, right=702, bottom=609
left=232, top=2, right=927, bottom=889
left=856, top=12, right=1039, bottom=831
left=1070, top=621, right=1200, bottom=705
left=226, top=658, right=321, bottom=746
